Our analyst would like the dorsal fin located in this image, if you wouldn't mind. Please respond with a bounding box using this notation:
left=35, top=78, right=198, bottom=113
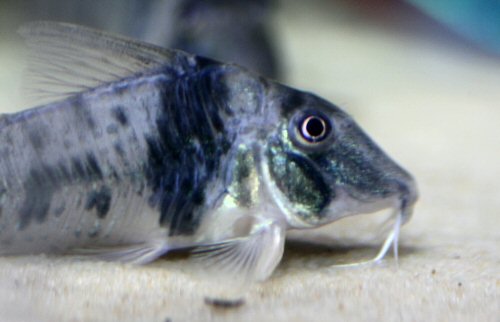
left=19, top=21, right=196, bottom=106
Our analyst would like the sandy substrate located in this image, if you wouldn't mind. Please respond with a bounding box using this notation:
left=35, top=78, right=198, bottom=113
left=0, top=1, right=499, bottom=321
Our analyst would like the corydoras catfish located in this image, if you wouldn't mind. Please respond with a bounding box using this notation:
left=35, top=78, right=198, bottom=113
left=0, top=22, right=417, bottom=282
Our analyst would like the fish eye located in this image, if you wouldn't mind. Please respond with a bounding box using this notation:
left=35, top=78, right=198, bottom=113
left=299, top=113, right=331, bottom=143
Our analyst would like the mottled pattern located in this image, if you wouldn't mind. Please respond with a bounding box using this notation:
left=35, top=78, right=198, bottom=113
left=111, top=105, right=129, bottom=126
left=84, top=186, right=112, bottom=219
left=145, top=63, right=232, bottom=236
left=17, top=152, right=106, bottom=230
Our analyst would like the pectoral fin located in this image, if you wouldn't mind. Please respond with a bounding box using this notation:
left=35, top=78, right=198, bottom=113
left=193, top=218, right=286, bottom=283
left=70, top=239, right=169, bottom=265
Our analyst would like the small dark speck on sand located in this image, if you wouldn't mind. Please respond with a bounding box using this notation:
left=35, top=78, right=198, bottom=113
left=204, top=297, right=245, bottom=309
left=458, top=282, right=463, bottom=287
left=431, top=269, right=436, bottom=275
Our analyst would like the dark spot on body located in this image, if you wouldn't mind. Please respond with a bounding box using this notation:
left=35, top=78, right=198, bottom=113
left=85, top=153, right=103, bottom=180
left=113, top=142, right=126, bottom=159
left=57, top=161, right=72, bottom=180
left=88, top=228, right=100, bottom=238
left=144, top=71, right=232, bottom=236
left=191, top=190, right=204, bottom=206
left=71, top=154, right=104, bottom=181
left=17, top=160, right=90, bottom=229
left=128, top=130, right=140, bottom=144
left=106, top=124, right=119, bottom=134
left=93, top=128, right=104, bottom=139
left=132, top=178, right=144, bottom=196
left=53, top=203, right=66, bottom=217
left=204, top=297, right=245, bottom=309
left=28, top=129, right=45, bottom=150
left=18, top=167, right=56, bottom=230
left=85, top=186, right=112, bottom=218
left=71, top=157, right=86, bottom=178
left=19, top=191, right=52, bottom=230
left=108, top=168, right=120, bottom=182
left=111, top=106, right=129, bottom=126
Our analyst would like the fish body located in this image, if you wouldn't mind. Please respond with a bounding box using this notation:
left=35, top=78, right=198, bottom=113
left=0, top=22, right=417, bottom=281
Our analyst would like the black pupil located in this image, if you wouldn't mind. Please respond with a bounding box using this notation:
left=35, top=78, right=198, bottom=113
left=305, top=117, right=325, bottom=138
left=300, top=115, right=329, bottom=143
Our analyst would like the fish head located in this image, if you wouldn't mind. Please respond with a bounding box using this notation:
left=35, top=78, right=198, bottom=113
left=264, top=87, right=418, bottom=229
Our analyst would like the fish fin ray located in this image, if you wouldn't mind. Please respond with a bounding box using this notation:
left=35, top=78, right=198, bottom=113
left=70, top=239, right=169, bottom=265
left=192, top=219, right=285, bottom=283
left=18, top=21, right=195, bottom=106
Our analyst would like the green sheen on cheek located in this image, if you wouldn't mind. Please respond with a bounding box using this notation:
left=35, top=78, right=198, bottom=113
left=267, top=143, right=331, bottom=220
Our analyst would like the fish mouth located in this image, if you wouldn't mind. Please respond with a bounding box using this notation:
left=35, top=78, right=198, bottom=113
left=324, top=178, right=418, bottom=268
left=379, top=177, right=418, bottom=261
left=330, top=175, right=418, bottom=223
left=351, top=178, right=418, bottom=263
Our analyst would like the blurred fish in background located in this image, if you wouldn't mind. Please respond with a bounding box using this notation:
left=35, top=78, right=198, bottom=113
left=2, top=0, right=499, bottom=81
left=147, top=0, right=281, bottom=79
left=327, top=0, right=500, bottom=57
left=405, top=0, right=500, bottom=55
left=0, top=0, right=281, bottom=79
